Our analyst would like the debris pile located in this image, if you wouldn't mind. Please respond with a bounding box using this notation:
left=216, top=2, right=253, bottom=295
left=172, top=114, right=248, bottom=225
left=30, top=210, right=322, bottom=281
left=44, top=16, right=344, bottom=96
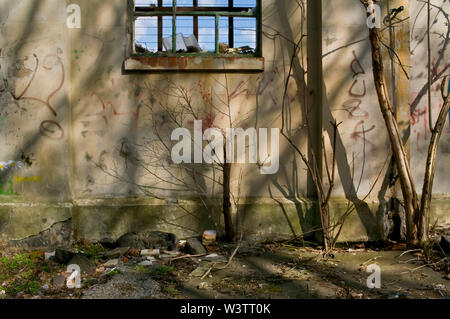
left=137, top=33, right=255, bottom=55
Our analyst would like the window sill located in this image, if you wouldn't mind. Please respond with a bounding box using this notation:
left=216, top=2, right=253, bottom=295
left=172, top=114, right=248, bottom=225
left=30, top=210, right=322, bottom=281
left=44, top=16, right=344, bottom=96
left=124, top=56, right=264, bottom=72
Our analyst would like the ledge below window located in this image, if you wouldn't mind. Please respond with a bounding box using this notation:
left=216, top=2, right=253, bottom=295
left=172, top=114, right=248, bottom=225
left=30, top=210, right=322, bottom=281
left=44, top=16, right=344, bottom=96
left=124, top=56, right=264, bottom=72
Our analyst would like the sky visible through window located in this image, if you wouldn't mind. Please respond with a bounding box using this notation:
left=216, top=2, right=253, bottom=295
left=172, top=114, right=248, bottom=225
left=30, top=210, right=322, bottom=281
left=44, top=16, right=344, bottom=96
left=134, top=0, right=257, bottom=53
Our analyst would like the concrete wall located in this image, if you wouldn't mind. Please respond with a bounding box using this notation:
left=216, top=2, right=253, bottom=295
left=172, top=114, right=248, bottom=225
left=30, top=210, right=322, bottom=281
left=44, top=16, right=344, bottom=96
left=0, top=0, right=448, bottom=248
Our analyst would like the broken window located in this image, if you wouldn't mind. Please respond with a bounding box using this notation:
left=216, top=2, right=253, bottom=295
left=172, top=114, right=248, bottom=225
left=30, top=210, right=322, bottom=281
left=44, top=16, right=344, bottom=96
left=132, top=0, right=261, bottom=56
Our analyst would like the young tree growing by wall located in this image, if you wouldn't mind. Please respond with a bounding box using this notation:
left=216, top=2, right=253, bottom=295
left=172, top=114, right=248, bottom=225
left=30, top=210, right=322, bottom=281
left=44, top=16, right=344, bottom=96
left=93, top=76, right=264, bottom=241
left=363, top=0, right=450, bottom=247
left=278, top=39, right=385, bottom=253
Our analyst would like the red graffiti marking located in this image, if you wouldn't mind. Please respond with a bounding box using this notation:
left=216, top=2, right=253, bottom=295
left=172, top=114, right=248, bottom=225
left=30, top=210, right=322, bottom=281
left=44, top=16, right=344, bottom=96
left=411, top=106, right=428, bottom=141
left=256, top=67, right=279, bottom=96
left=351, top=120, right=376, bottom=148
left=348, top=79, right=366, bottom=98
left=342, top=99, right=369, bottom=119
left=90, top=90, right=126, bottom=125
left=187, top=111, right=217, bottom=132
left=230, top=80, right=250, bottom=101
left=338, top=51, right=376, bottom=150
left=91, top=92, right=110, bottom=124
left=229, top=67, right=280, bottom=101
left=196, top=80, right=213, bottom=105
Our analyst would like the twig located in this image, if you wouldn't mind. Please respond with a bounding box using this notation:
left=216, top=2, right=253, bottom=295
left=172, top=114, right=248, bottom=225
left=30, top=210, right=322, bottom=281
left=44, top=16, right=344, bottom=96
left=200, top=263, right=216, bottom=280
left=169, top=253, right=206, bottom=263
left=361, top=256, right=381, bottom=267
left=397, top=249, right=423, bottom=258
left=199, top=233, right=244, bottom=279
left=216, top=235, right=243, bottom=270
left=401, top=257, right=448, bottom=274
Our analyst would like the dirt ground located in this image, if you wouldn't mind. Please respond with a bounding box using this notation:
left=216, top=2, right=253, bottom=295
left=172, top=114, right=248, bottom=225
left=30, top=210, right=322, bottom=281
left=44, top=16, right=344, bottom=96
left=1, top=242, right=449, bottom=299
left=166, top=244, right=450, bottom=299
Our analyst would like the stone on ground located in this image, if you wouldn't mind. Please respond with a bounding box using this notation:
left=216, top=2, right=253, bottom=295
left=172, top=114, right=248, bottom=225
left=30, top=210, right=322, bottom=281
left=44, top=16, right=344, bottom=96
left=68, top=254, right=96, bottom=274
left=52, top=274, right=66, bottom=288
left=117, top=231, right=178, bottom=251
left=441, top=235, right=450, bottom=253
left=185, top=238, right=206, bottom=255
left=55, top=248, right=75, bottom=264
left=103, top=247, right=130, bottom=259
left=103, top=259, right=119, bottom=268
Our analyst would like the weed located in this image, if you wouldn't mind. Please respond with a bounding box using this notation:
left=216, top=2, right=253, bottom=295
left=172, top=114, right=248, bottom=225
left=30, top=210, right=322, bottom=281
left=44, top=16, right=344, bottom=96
left=165, top=282, right=180, bottom=296
left=153, top=265, right=174, bottom=275
left=107, top=270, right=119, bottom=277
left=134, top=265, right=148, bottom=273
left=0, top=253, right=34, bottom=272
left=83, top=277, right=95, bottom=285
left=0, top=253, right=39, bottom=297
left=75, top=243, right=106, bottom=260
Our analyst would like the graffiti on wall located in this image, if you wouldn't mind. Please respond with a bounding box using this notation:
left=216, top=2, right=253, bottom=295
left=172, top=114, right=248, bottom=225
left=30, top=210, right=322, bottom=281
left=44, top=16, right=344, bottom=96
left=338, top=50, right=376, bottom=150
left=0, top=153, right=37, bottom=196
left=1, top=50, right=65, bottom=140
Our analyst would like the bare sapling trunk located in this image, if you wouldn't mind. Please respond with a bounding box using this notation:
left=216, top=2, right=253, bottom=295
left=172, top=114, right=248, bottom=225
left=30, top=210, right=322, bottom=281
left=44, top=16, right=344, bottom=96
left=419, top=76, right=450, bottom=245
left=222, top=143, right=234, bottom=241
left=367, top=21, right=420, bottom=245
left=364, top=0, right=449, bottom=247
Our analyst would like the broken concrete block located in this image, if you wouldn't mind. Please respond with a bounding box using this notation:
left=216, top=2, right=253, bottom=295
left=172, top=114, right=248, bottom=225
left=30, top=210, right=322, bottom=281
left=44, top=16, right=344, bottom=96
left=103, top=247, right=130, bottom=259
left=45, top=251, right=56, bottom=261
left=205, top=254, right=227, bottom=263
left=162, top=250, right=180, bottom=256
left=55, top=248, right=75, bottom=264
left=103, top=259, right=119, bottom=268
left=186, top=238, right=206, bottom=255
left=117, top=231, right=178, bottom=251
left=141, top=249, right=160, bottom=257
left=440, top=235, right=450, bottom=253
left=138, top=260, right=153, bottom=267
left=68, top=254, right=96, bottom=274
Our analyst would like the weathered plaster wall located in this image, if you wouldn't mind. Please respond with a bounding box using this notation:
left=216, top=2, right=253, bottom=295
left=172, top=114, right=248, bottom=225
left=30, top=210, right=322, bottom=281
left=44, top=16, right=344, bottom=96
left=0, top=0, right=448, bottom=247
left=410, top=0, right=450, bottom=195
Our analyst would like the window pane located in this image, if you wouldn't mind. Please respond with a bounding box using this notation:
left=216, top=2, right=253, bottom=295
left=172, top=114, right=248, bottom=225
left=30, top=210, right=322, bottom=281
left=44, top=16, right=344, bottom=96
left=134, top=0, right=158, bottom=6
left=197, top=0, right=228, bottom=7
left=198, top=17, right=215, bottom=52
left=163, top=16, right=173, bottom=39
left=135, top=16, right=158, bottom=53
left=233, top=17, right=256, bottom=50
left=162, top=16, right=202, bottom=52
left=134, top=0, right=259, bottom=54
left=135, top=0, right=257, bottom=7
left=196, top=0, right=257, bottom=7
left=177, top=0, right=193, bottom=6
left=234, top=0, right=256, bottom=7
left=219, top=17, right=229, bottom=46
left=134, top=0, right=172, bottom=7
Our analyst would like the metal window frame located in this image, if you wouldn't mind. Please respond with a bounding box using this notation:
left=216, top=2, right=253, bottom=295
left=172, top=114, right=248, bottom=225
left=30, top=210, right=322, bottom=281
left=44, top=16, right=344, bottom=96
left=130, top=0, right=262, bottom=57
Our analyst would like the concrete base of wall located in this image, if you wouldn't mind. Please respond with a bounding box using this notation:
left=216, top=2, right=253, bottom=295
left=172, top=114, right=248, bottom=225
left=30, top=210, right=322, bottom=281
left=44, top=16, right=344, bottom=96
left=1, top=196, right=449, bottom=249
